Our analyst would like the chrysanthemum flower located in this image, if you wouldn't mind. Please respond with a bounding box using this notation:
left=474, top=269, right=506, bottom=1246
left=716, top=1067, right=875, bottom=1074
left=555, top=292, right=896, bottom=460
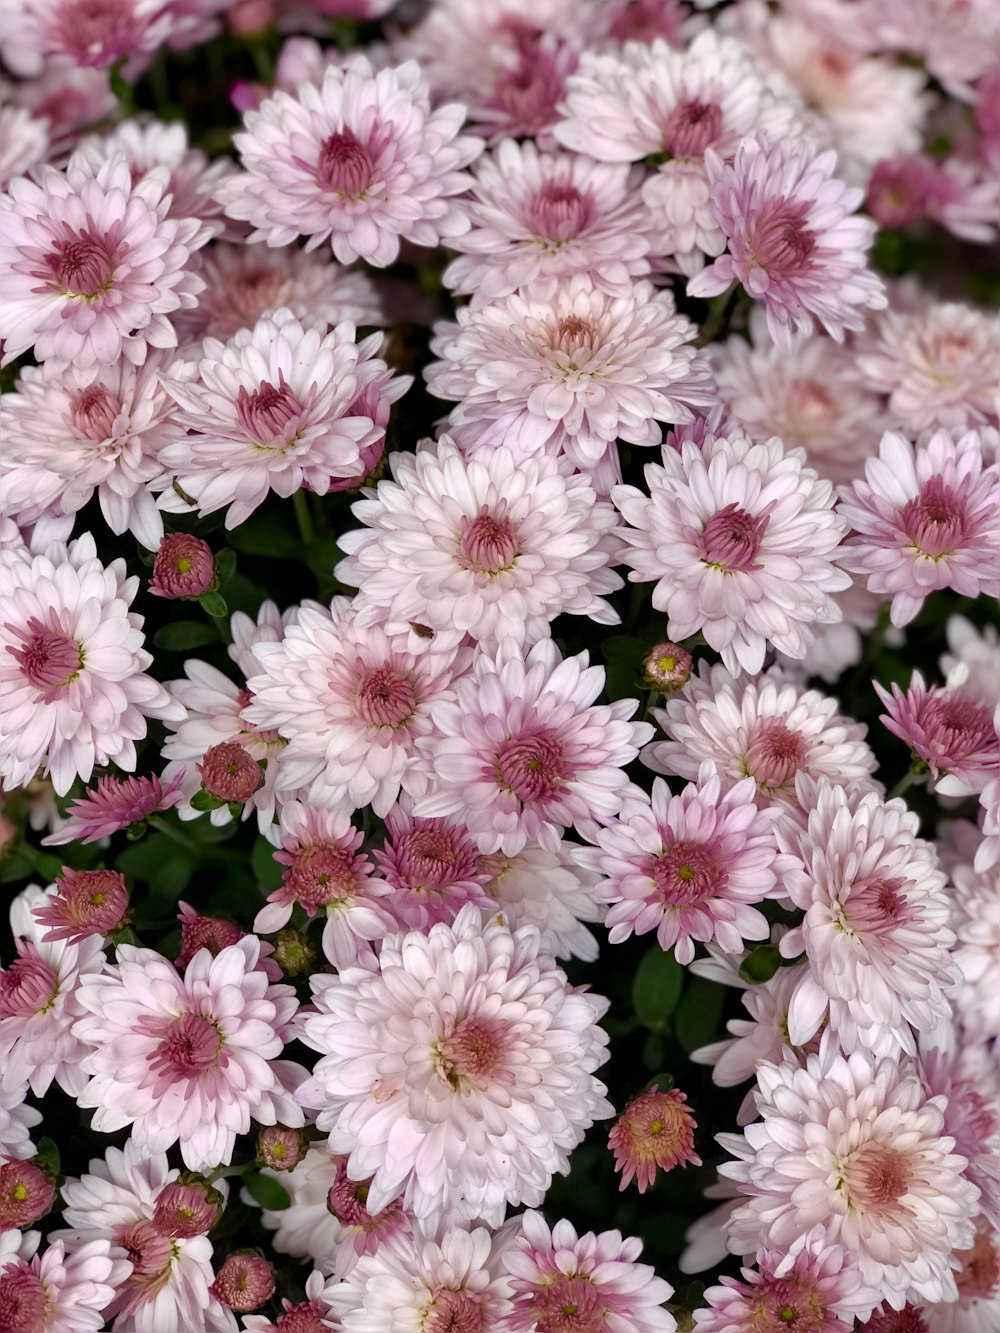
left=41, top=770, right=184, bottom=846
left=609, top=1086, right=700, bottom=1193
left=613, top=433, right=850, bottom=674
left=555, top=31, right=797, bottom=271
left=922, top=1214, right=1000, bottom=1333
left=919, top=1039, right=1000, bottom=1230
left=720, top=1045, right=980, bottom=1318
left=478, top=839, right=605, bottom=961
left=0, top=534, right=179, bottom=797
left=688, top=137, right=886, bottom=349
left=0, top=148, right=210, bottom=369
left=34, top=868, right=128, bottom=945
left=257, top=801, right=393, bottom=968
left=246, top=1142, right=343, bottom=1276
left=216, top=56, right=482, bottom=266
left=776, top=778, right=955, bottom=1056
left=337, top=439, right=623, bottom=652
left=940, top=820, right=1000, bottom=1044
left=73, top=936, right=306, bottom=1170
left=244, top=599, right=470, bottom=819
left=838, top=429, right=1000, bottom=626
left=242, top=1270, right=338, bottom=1333
left=645, top=662, right=880, bottom=812
left=0, top=104, right=48, bottom=188
left=0, top=1157, right=54, bottom=1229
left=443, top=138, right=653, bottom=301
left=0, top=884, right=108, bottom=1098
left=0, top=1237, right=126, bottom=1333
left=148, top=533, right=217, bottom=600
left=941, top=616, right=1000, bottom=711
left=155, top=308, right=399, bottom=528
left=500, top=1210, right=675, bottom=1332
left=325, top=1154, right=413, bottom=1278
left=175, top=903, right=244, bottom=972
left=427, top=275, right=713, bottom=463
left=0, top=1075, right=41, bottom=1163
left=372, top=798, right=493, bottom=930
left=17, top=0, right=172, bottom=74
left=211, top=1253, right=274, bottom=1312
left=876, top=672, right=1000, bottom=796
left=413, top=637, right=653, bottom=855
left=297, top=904, right=612, bottom=1230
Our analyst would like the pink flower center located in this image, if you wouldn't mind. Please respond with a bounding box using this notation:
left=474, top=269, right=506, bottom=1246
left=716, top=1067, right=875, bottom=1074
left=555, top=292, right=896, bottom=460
left=0, top=1269, right=47, bottom=1333
left=317, top=129, right=375, bottom=198
left=744, top=718, right=809, bottom=793
left=355, top=667, right=417, bottom=728
left=845, top=875, right=913, bottom=938
left=745, top=1274, right=835, bottom=1333
left=277, top=1301, right=331, bottom=1333
left=0, top=1160, right=55, bottom=1229
left=50, top=232, right=116, bottom=297
left=528, top=180, right=594, bottom=242
left=785, top=379, right=838, bottom=434
left=900, top=476, right=970, bottom=558
left=439, top=1016, right=505, bottom=1088
left=651, top=841, right=724, bottom=906
left=661, top=98, right=723, bottom=159
left=490, top=29, right=569, bottom=136
left=530, top=1274, right=606, bottom=1332
left=117, top=1219, right=174, bottom=1280
left=328, top=1160, right=403, bottom=1235
left=69, top=382, right=121, bottom=439
left=457, top=507, right=519, bottom=575
left=552, top=314, right=598, bottom=361
left=393, top=827, right=479, bottom=891
left=235, top=373, right=305, bottom=448
left=748, top=201, right=816, bottom=278
left=494, top=731, right=566, bottom=804
left=8, top=618, right=83, bottom=696
left=0, top=948, right=59, bottom=1018
left=425, top=1289, right=483, bottom=1333
left=697, top=503, right=768, bottom=572
left=284, top=845, right=364, bottom=909
left=150, top=1014, right=221, bottom=1078
left=919, top=691, right=996, bottom=769
left=955, top=1228, right=1000, bottom=1302
left=845, top=1143, right=912, bottom=1211
left=59, top=0, right=141, bottom=65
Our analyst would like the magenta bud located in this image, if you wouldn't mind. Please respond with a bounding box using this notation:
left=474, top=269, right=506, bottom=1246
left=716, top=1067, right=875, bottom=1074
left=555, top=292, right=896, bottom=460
left=210, top=1252, right=275, bottom=1311
left=149, top=533, right=217, bottom=600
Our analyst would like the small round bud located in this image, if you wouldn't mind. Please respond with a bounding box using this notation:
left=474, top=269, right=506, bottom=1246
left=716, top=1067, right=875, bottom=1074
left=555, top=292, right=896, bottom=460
left=0, top=1158, right=56, bottom=1227
left=327, top=1157, right=405, bottom=1241
left=152, top=1174, right=224, bottom=1238
left=197, top=742, right=263, bottom=804
left=149, top=533, right=217, bottom=600
left=642, top=642, right=692, bottom=693
left=177, top=902, right=243, bottom=969
left=210, top=1252, right=275, bottom=1312
left=608, top=1085, right=700, bottom=1193
left=257, top=1126, right=307, bottom=1172
left=272, top=928, right=317, bottom=977
left=34, top=867, right=129, bottom=944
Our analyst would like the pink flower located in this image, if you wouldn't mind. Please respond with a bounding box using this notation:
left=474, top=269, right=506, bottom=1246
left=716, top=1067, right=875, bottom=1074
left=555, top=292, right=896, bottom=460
left=613, top=433, right=850, bottom=674
left=0, top=105, right=48, bottom=189
left=149, top=534, right=217, bottom=600
left=211, top=1253, right=274, bottom=1311
left=372, top=798, right=493, bottom=930
left=413, top=638, right=653, bottom=856
left=922, top=1214, right=1000, bottom=1332
left=876, top=672, right=1000, bottom=796
left=246, top=1141, right=343, bottom=1275
left=479, top=840, right=605, bottom=961
left=837, top=428, right=1000, bottom=627
left=0, top=1158, right=55, bottom=1229
left=0, top=1075, right=42, bottom=1163
left=919, top=1039, right=1000, bottom=1230
left=176, top=902, right=244, bottom=970
left=500, top=1210, right=675, bottom=1333
left=217, top=56, right=483, bottom=266
left=325, top=1154, right=412, bottom=1277
left=609, top=1086, right=700, bottom=1193
left=155, top=308, right=400, bottom=528
left=33, top=868, right=128, bottom=945
left=297, top=904, right=612, bottom=1230
left=0, top=148, right=210, bottom=369
left=0, top=1237, right=126, bottom=1333
left=41, top=770, right=184, bottom=846
left=18, top=0, right=173, bottom=73
left=940, top=820, right=1000, bottom=1043
left=242, top=1270, right=338, bottom=1333
left=73, top=936, right=306, bottom=1170
left=688, top=138, right=886, bottom=349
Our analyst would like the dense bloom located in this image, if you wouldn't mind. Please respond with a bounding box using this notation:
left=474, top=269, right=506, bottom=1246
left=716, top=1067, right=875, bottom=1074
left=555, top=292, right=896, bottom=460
left=372, top=799, right=493, bottom=930
left=500, top=1210, right=676, bottom=1332
left=16, top=0, right=174, bottom=73
left=155, top=308, right=398, bottom=527
left=0, top=1075, right=42, bottom=1162
left=33, top=868, right=128, bottom=944
left=241, top=1269, right=338, bottom=1333
left=0, top=1237, right=126, bottom=1333
left=478, top=840, right=605, bottom=961
left=922, top=1215, right=1000, bottom=1333
left=413, top=637, right=653, bottom=855
left=609, top=1086, right=700, bottom=1193
left=297, top=904, right=612, bottom=1230
left=217, top=57, right=482, bottom=266
left=247, top=1142, right=342, bottom=1274
left=919, top=1039, right=1000, bottom=1230
left=838, top=428, right=1000, bottom=627
left=578, top=770, right=785, bottom=964
left=942, top=821, right=1000, bottom=1043
left=211, top=1253, right=275, bottom=1311
left=42, top=771, right=184, bottom=846
left=876, top=673, right=999, bottom=796
left=176, top=903, right=244, bottom=971
left=941, top=616, right=1000, bottom=711
left=325, top=1155, right=413, bottom=1278
left=73, top=936, right=305, bottom=1170
left=688, top=138, right=886, bottom=349
left=148, top=534, right=216, bottom=600
left=613, top=433, right=849, bottom=674
left=337, top=439, right=623, bottom=651
left=0, top=534, right=180, bottom=795
left=0, top=148, right=210, bottom=369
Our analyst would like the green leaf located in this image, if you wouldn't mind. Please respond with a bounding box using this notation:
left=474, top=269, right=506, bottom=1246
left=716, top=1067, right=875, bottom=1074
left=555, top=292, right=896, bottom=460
left=674, top=978, right=726, bottom=1053
left=739, top=945, right=783, bottom=986
left=33, top=852, right=69, bottom=882
left=601, top=635, right=648, bottom=701
left=199, top=590, right=228, bottom=619
left=251, top=838, right=284, bottom=893
left=146, top=857, right=192, bottom=914
left=304, top=537, right=342, bottom=577
left=229, top=520, right=302, bottom=560
left=116, top=833, right=174, bottom=880
left=244, top=1172, right=291, bottom=1211
left=34, top=1137, right=61, bottom=1178
left=190, top=789, right=225, bottom=812
left=154, top=621, right=219, bottom=651
left=214, top=547, right=237, bottom=585
left=632, top=947, right=684, bottom=1031
left=0, top=852, right=34, bottom=883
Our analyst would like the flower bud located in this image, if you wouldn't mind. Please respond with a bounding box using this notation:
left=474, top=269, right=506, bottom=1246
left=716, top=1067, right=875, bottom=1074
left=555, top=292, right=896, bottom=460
left=272, top=928, right=316, bottom=977
left=257, top=1125, right=307, bottom=1172
left=152, top=1174, right=224, bottom=1238
left=210, top=1252, right=275, bottom=1312
left=149, top=533, right=217, bottom=600
left=177, top=902, right=244, bottom=969
left=197, top=742, right=263, bottom=804
left=608, top=1085, right=700, bottom=1193
left=0, top=1158, right=56, bottom=1228
left=35, top=868, right=129, bottom=944
left=642, top=642, right=692, bottom=693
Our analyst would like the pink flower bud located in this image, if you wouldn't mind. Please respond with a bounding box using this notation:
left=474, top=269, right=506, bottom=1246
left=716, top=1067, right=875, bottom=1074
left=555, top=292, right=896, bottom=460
left=257, top=1125, right=308, bottom=1172
left=608, top=1086, right=700, bottom=1193
left=642, top=642, right=693, bottom=693
left=0, top=1158, right=56, bottom=1228
left=34, top=867, right=129, bottom=944
left=152, top=1174, right=224, bottom=1238
left=177, top=902, right=244, bottom=969
left=197, top=742, right=263, bottom=803
left=211, top=1253, right=275, bottom=1312
left=149, top=533, right=217, bottom=600
left=275, top=1300, right=332, bottom=1332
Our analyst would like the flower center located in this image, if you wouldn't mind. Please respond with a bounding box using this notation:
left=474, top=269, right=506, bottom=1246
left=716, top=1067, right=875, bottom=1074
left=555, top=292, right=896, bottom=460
left=198, top=741, right=262, bottom=803
left=746, top=1275, right=831, bottom=1333
left=900, top=476, right=970, bottom=558
left=0, top=949, right=60, bottom=1018
left=956, top=1228, right=1000, bottom=1303
left=748, top=201, right=816, bottom=277
left=785, top=378, right=838, bottom=434
left=438, top=1016, right=505, bottom=1089
left=8, top=618, right=83, bottom=696
left=528, top=180, right=594, bottom=243
left=844, top=1143, right=912, bottom=1211
left=396, top=827, right=478, bottom=891
left=457, top=506, right=519, bottom=575
left=355, top=667, right=417, bottom=728
left=276, top=1300, right=332, bottom=1333
left=235, top=372, right=305, bottom=449
left=531, top=1274, right=606, bottom=1332
left=650, top=841, right=724, bottom=906
left=284, top=845, right=362, bottom=908
left=553, top=314, right=597, bottom=361
left=489, top=30, right=566, bottom=136
left=843, top=875, right=913, bottom=938
left=69, top=383, right=122, bottom=439
left=697, top=503, right=769, bottom=572
left=317, top=128, right=375, bottom=198
left=425, top=1289, right=483, bottom=1333
left=328, top=1160, right=402, bottom=1235
left=494, top=731, right=565, bottom=804
left=744, top=718, right=809, bottom=793
left=150, top=1014, right=221, bottom=1078
left=117, top=1219, right=175, bottom=1281
left=49, top=232, right=116, bottom=298
left=661, top=97, right=723, bottom=158
left=0, top=1270, right=47, bottom=1333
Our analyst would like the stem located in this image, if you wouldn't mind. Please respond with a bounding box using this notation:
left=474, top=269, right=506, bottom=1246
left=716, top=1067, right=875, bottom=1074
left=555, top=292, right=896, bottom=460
left=695, top=285, right=739, bottom=346
left=623, top=579, right=647, bottom=635
left=293, top=489, right=315, bottom=546
left=887, top=768, right=925, bottom=802
left=210, top=1159, right=255, bottom=1182
left=148, top=816, right=242, bottom=863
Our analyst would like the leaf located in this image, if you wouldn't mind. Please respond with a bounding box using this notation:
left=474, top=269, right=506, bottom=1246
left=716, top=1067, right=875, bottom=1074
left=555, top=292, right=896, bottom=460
left=0, top=852, right=35, bottom=883
left=214, top=547, right=237, bottom=585
left=228, top=520, right=301, bottom=560
left=739, top=945, right=783, bottom=986
left=154, top=621, right=219, bottom=651
left=674, top=978, right=726, bottom=1053
left=244, top=1172, right=291, bottom=1211
left=251, top=838, right=283, bottom=893
left=34, top=852, right=69, bottom=882
left=304, top=537, right=342, bottom=577
left=190, top=789, right=224, bottom=812
left=34, top=1137, right=61, bottom=1178
left=632, top=947, right=683, bottom=1031
left=198, top=591, right=228, bottom=619
left=116, top=833, right=175, bottom=880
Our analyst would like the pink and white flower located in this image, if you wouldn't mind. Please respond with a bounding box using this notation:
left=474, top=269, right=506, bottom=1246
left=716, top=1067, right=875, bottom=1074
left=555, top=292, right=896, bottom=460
left=216, top=56, right=483, bottom=266
left=297, top=903, right=612, bottom=1231
left=688, top=137, right=886, bottom=349
left=73, top=936, right=306, bottom=1170
left=939, top=820, right=1000, bottom=1044
left=941, top=616, right=1000, bottom=711
left=42, top=772, right=184, bottom=846
left=0, top=148, right=210, bottom=369
left=337, top=439, right=623, bottom=652
left=413, top=637, right=653, bottom=855
left=923, top=1215, right=1000, bottom=1333
left=247, top=1142, right=342, bottom=1276
left=478, top=840, right=605, bottom=961
left=837, top=428, right=1000, bottom=627
left=17, top=0, right=173, bottom=74
left=325, top=1154, right=414, bottom=1279
left=372, top=798, right=494, bottom=931
left=613, top=432, right=850, bottom=674
left=0, top=104, right=48, bottom=189
left=0, top=1074, right=41, bottom=1162
left=876, top=672, right=1000, bottom=797
left=0, top=1236, right=126, bottom=1333
left=242, top=1269, right=338, bottom=1333
left=919, top=1037, right=1000, bottom=1230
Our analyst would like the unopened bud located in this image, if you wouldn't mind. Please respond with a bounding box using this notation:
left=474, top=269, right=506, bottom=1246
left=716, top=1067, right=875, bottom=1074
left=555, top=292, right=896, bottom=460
left=272, top=928, right=316, bottom=976
left=177, top=902, right=243, bottom=969
left=197, top=742, right=263, bottom=804
left=149, top=533, right=217, bottom=600
left=257, top=1125, right=307, bottom=1172
left=35, top=868, right=129, bottom=944
left=642, top=642, right=692, bottom=693
left=0, top=1158, right=55, bottom=1227
left=152, top=1174, right=224, bottom=1238
left=210, top=1252, right=275, bottom=1312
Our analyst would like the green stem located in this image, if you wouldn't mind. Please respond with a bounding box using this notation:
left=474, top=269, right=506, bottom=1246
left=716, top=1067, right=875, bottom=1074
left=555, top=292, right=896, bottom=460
left=147, top=816, right=242, bottom=863
left=623, top=579, right=648, bottom=635
left=210, top=1159, right=255, bottom=1182
left=249, top=37, right=275, bottom=85
left=887, top=768, right=924, bottom=802
left=293, top=489, right=315, bottom=546
left=695, top=284, right=739, bottom=346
